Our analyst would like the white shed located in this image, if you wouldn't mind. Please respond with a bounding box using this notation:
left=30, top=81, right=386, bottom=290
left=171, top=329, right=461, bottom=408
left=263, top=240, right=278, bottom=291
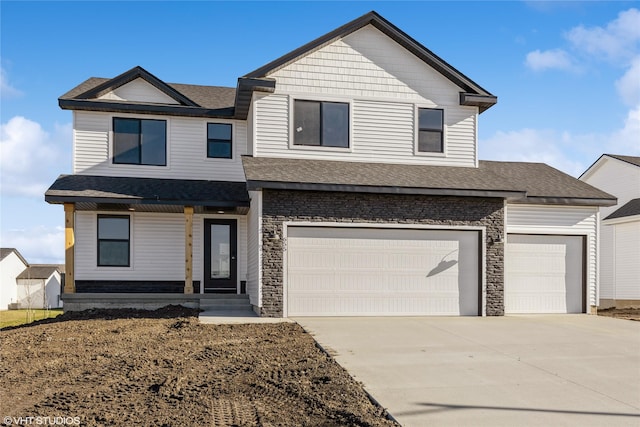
left=16, top=265, right=64, bottom=309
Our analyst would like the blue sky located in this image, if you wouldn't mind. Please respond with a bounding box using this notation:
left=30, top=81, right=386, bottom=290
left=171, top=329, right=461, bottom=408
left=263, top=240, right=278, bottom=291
left=1, top=1, right=639, bottom=263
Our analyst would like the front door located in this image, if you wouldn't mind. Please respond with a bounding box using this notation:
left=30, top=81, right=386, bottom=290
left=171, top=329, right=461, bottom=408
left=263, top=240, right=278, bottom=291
left=204, top=219, right=237, bottom=293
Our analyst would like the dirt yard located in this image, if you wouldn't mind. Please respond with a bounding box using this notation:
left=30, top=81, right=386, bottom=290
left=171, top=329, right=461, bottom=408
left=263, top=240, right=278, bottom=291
left=0, top=306, right=397, bottom=426
left=597, top=307, right=640, bottom=321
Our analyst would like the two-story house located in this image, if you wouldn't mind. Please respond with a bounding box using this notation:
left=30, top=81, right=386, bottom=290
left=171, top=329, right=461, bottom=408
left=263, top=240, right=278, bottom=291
left=46, top=11, right=615, bottom=317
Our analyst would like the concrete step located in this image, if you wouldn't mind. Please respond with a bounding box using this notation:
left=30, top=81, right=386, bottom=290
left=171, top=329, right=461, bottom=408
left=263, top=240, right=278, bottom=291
left=199, top=295, right=251, bottom=310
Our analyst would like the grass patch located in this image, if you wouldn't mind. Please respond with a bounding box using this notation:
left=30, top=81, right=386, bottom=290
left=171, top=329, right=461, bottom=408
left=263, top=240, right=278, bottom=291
left=0, top=309, right=63, bottom=328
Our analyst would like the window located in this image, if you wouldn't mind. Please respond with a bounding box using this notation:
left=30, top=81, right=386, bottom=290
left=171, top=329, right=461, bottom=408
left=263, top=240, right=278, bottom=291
left=97, top=215, right=130, bottom=267
left=113, top=118, right=166, bottom=165
left=207, top=123, right=232, bottom=159
left=418, top=108, right=444, bottom=153
left=294, top=100, right=349, bottom=148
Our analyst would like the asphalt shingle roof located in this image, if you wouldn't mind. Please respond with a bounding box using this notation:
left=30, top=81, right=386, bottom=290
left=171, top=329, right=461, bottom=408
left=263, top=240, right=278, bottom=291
left=0, top=248, right=28, bottom=265
left=607, top=154, right=640, bottom=168
left=242, top=157, right=616, bottom=205
left=45, top=175, right=249, bottom=207
left=17, top=265, right=62, bottom=280
left=60, top=77, right=236, bottom=111
left=604, top=198, right=640, bottom=220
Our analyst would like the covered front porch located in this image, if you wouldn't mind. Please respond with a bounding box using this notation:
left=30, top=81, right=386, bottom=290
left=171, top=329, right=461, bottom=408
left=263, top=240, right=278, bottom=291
left=45, top=174, right=251, bottom=311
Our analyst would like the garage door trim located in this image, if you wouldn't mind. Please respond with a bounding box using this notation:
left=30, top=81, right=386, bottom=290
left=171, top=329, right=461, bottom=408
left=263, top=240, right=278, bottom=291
left=505, top=233, right=587, bottom=314
left=282, top=221, right=486, bottom=317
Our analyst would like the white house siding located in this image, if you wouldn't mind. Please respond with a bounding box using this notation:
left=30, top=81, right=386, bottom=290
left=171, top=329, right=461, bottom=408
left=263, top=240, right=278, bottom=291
left=75, top=212, right=248, bottom=291
left=253, top=25, right=477, bottom=167
left=612, top=221, right=640, bottom=300
left=246, top=191, right=262, bottom=307
left=506, top=204, right=598, bottom=308
left=73, top=111, right=247, bottom=182
left=98, top=78, right=179, bottom=104
left=0, top=252, right=27, bottom=309
left=581, top=156, right=640, bottom=304
left=75, top=212, right=185, bottom=281
left=581, top=157, right=640, bottom=218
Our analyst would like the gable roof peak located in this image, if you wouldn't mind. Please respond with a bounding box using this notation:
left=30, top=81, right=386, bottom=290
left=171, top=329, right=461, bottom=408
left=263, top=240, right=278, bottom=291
left=243, top=10, right=496, bottom=111
left=73, top=65, right=199, bottom=107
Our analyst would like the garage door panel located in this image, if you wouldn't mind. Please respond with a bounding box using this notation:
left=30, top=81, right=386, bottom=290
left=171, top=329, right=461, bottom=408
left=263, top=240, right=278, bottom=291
left=287, top=227, right=480, bottom=316
left=506, top=235, right=583, bottom=314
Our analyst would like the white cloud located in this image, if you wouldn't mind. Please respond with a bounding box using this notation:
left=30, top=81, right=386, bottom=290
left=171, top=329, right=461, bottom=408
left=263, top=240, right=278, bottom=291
left=525, top=49, right=575, bottom=71
left=480, top=106, right=640, bottom=177
left=0, top=225, right=64, bottom=264
left=565, top=8, right=640, bottom=63
left=0, top=116, right=71, bottom=197
left=0, top=66, right=22, bottom=98
left=615, top=56, right=640, bottom=106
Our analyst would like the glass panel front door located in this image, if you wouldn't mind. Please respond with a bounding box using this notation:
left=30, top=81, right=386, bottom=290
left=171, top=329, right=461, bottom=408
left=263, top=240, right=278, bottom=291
left=204, top=219, right=237, bottom=293
left=210, top=224, right=231, bottom=279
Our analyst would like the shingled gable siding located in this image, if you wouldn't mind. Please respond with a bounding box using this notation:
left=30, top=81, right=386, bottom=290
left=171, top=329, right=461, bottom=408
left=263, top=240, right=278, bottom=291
left=260, top=190, right=505, bottom=317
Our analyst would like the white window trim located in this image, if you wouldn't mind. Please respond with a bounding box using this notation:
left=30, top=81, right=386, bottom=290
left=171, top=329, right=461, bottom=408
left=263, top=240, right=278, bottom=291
left=288, top=95, right=354, bottom=153
left=414, top=105, right=447, bottom=158
left=108, top=113, right=171, bottom=170
left=94, top=212, right=134, bottom=271
left=204, top=120, right=235, bottom=161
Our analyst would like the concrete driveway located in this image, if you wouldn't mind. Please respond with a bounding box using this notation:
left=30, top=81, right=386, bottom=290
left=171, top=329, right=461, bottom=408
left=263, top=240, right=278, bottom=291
left=296, top=315, right=640, bottom=426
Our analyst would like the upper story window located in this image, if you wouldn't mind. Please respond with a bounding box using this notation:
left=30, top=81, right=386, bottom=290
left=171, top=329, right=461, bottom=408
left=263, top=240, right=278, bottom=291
left=97, top=215, right=130, bottom=267
left=418, top=108, right=444, bottom=153
left=294, top=100, right=349, bottom=148
left=113, top=118, right=166, bottom=166
left=207, top=123, right=232, bottom=159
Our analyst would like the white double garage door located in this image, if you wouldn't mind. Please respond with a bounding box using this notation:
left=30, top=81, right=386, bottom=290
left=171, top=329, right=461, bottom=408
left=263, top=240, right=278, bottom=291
left=286, top=226, right=584, bottom=316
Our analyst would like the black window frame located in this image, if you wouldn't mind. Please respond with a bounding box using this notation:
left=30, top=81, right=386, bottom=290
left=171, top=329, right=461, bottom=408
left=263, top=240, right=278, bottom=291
left=293, top=99, right=350, bottom=148
left=207, top=122, right=233, bottom=159
left=112, top=117, right=167, bottom=166
left=417, top=108, right=444, bottom=154
left=97, top=214, right=130, bottom=267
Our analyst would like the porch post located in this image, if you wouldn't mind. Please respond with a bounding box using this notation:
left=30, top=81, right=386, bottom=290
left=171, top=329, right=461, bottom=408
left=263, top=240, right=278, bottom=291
left=63, top=203, right=75, bottom=293
left=184, top=206, right=194, bottom=294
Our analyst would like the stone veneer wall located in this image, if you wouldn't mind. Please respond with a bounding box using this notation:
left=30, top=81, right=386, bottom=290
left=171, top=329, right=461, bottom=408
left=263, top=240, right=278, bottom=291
left=260, top=190, right=505, bottom=317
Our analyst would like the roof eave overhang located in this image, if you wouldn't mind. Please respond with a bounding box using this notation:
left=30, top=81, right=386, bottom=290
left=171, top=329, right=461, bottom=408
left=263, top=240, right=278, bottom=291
left=233, top=77, right=276, bottom=120
left=460, top=93, right=498, bottom=113
left=510, top=197, right=618, bottom=207
left=246, top=180, right=524, bottom=199
left=58, top=99, right=235, bottom=119
left=45, top=194, right=249, bottom=208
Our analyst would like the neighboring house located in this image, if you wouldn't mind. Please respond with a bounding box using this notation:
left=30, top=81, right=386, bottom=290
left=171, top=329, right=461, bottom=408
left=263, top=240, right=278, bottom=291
left=45, top=11, right=615, bottom=317
left=580, top=154, right=640, bottom=308
left=0, top=248, right=29, bottom=310
left=15, top=265, right=64, bottom=309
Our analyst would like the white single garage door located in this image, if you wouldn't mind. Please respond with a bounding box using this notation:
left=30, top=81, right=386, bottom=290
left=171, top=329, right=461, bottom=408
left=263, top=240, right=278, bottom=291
left=505, top=234, right=584, bottom=314
left=286, top=227, right=480, bottom=316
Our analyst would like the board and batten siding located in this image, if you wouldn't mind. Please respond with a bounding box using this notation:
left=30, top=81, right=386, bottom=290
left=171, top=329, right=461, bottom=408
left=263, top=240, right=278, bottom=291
left=73, top=111, right=247, bottom=181
left=75, top=212, right=248, bottom=288
left=246, top=191, right=262, bottom=307
left=506, top=204, right=599, bottom=307
left=253, top=25, right=477, bottom=167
